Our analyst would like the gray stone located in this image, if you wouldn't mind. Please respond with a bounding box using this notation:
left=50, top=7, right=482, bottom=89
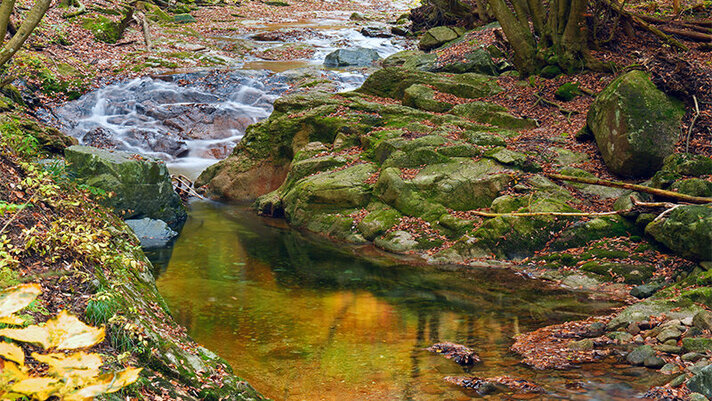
left=694, top=310, right=712, bottom=331
left=626, top=345, right=655, bottom=366
left=569, top=339, right=594, bottom=351
left=631, top=283, right=662, bottom=299
left=644, top=355, right=666, bottom=369
left=125, top=218, right=178, bottom=249
left=433, top=48, right=498, bottom=75
left=64, top=145, right=186, bottom=230
left=689, top=364, right=712, bottom=398
left=657, top=326, right=683, bottom=343
left=669, top=374, right=687, bottom=387
left=656, top=344, right=683, bottom=354
left=609, top=331, right=633, bottom=343
left=660, top=363, right=681, bottom=375
left=691, top=360, right=712, bottom=375
left=324, top=47, right=381, bottom=67
left=684, top=353, right=705, bottom=362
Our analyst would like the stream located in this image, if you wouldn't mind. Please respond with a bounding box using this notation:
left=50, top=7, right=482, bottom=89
left=51, top=13, right=665, bottom=401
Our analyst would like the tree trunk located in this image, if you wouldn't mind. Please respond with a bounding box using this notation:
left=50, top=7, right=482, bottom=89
left=0, top=0, right=16, bottom=44
left=487, top=0, right=539, bottom=75
left=0, top=0, right=51, bottom=69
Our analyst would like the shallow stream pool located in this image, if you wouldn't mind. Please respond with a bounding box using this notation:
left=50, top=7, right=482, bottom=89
left=153, top=201, right=664, bottom=401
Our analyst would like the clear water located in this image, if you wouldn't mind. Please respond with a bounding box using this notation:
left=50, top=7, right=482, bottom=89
left=154, top=202, right=664, bottom=401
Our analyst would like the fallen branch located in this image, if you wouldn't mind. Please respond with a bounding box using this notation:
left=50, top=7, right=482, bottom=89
left=546, top=173, right=712, bottom=204
left=686, top=95, right=700, bottom=153
left=61, top=0, right=86, bottom=18
left=471, top=211, right=620, bottom=218
left=533, top=92, right=578, bottom=120
left=133, top=11, right=152, bottom=51
left=660, top=26, right=712, bottom=42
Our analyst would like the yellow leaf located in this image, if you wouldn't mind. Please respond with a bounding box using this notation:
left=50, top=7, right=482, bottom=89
left=68, top=367, right=142, bottom=399
left=0, top=360, right=28, bottom=389
left=0, top=284, right=41, bottom=318
left=10, top=377, right=62, bottom=400
left=0, top=342, right=24, bottom=365
left=32, top=351, right=102, bottom=381
left=0, top=325, right=50, bottom=348
left=44, top=310, right=105, bottom=350
left=0, top=316, right=25, bottom=326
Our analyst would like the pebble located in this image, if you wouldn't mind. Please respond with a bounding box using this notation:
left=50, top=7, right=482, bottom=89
left=627, top=322, right=641, bottom=335
left=644, top=355, right=666, bottom=369
left=684, top=352, right=705, bottom=362
left=633, top=335, right=645, bottom=344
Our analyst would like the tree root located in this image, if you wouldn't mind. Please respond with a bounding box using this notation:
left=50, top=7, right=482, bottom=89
left=600, top=0, right=689, bottom=51
left=61, top=0, right=86, bottom=19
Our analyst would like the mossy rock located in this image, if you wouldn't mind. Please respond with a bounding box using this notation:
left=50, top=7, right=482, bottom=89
left=449, top=101, right=536, bottom=130
left=82, top=15, right=122, bottom=43
left=555, top=82, right=582, bottom=101
left=646, top=205, right=712, bottom=262
left=433, top=48, right=497, bottom=76
left=359, top=67, right=501, bottom=101
left=671, top=178, right=712, bottom=198
left=419, top=26, right=460, bottom=51
left=0, top=115, right=78, bottom=154
left=357, top=206, right=402, bottom=240
left=173, top=13, right=196, bottom=23
left=382, top=50, right=424, bottom=68
left=402, top=84, right=454, bottom=113
left=580, top=261, right=654, bottom=284
left=587, top=70, right=685, bottom=177
left=402, top=53, right=437, bottom=71
left=374, top=230, right=419, bottom=253
left=652, top=153, right=712, bottom=188
left=374, top=167, right=448, bottom=222
left=550, top=216, right=636, bottom=251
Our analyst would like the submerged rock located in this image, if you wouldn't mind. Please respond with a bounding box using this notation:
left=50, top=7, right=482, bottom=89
left=586, top=70, right=685, bottom=177
left=125, top=218, right=179, bottom=249
left=65, top=145, right=186, bottom=230
left=426, top=342, right=480, bottom=366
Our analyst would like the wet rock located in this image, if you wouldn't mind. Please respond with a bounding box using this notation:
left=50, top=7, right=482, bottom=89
left=587, top=322, right=607, bottom=338
left=586, top=70, right=685, bottom=177
left=644, top=355, right=666, bottom=369
left=419, top=26, right=461, bottom=51
left=324, top=48, right=381, bottom=67
left=82, top=127, right=120, bottom=149
left=631, top=283, right=663, bottom=299
left=688, top=364, right=712, bottom=399
left=426, top=342, right=480, bottom=366
left=360, top=26, right=392, bottom=38
left=357, top=207, right=401, bottom=241
left=646, top=205, right=712, bottom=262
left=125, top=218, right=178, bottom=249
left=444, top=376, right=543, bottom=395
left=626, top=345, right=655, bottom=366
left=64, top=145, right=187, bottom=230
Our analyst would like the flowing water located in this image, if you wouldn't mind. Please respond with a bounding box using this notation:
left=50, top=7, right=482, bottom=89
left=51, top=11, right=666, bottom=401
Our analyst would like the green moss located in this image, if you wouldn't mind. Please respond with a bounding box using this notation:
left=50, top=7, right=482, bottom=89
left=82, top=15, right=122, bottom=43
left=554, top=82, right=582, bottom=101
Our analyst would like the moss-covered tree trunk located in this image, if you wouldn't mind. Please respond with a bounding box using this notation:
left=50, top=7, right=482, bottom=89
left=486, top=0, right=605, bottom=76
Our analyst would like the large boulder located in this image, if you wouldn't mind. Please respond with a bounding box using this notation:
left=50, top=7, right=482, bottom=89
left=646, top=205, right=712, bottom=262
left=125, top=218, right=178, bottom=248
left=586, top=70, right=685, bottom=177
left=433, top=48, right=498, bottom=75
left=64, top=145, right=186, bottom=230
left=324, top=47, right=381, bottom=67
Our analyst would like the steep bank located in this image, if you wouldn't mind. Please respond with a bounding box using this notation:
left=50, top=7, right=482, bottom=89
left=0, top=114, right=265, bottom=399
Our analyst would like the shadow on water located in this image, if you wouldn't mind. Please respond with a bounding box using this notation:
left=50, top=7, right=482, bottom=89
left=153, top=201, right=663, bottom=401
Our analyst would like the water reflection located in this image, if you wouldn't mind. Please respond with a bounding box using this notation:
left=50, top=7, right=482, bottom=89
left=155, top=201, right=660, bottom=400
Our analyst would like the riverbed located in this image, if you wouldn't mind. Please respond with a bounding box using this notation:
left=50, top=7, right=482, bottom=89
left=51, top=10, right=666, bottom=401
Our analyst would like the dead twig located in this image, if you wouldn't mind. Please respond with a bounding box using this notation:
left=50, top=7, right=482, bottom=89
left=686, top=95, right=700, bottom=153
